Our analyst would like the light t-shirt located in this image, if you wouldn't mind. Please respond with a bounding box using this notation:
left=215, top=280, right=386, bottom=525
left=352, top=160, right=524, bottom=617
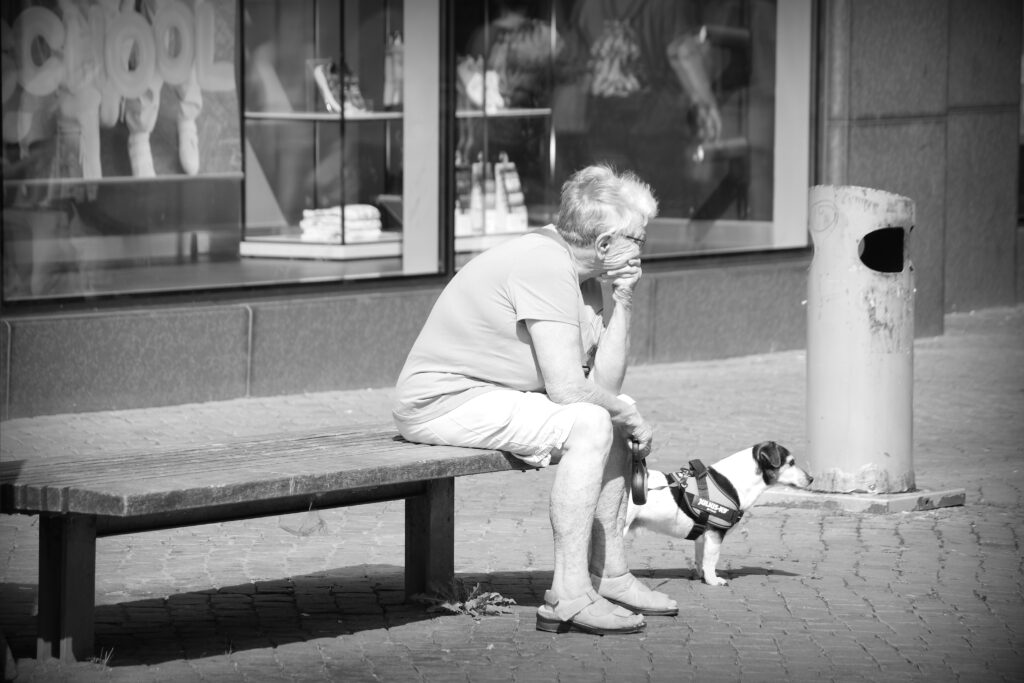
left=393, top=227, right=604, bottom=424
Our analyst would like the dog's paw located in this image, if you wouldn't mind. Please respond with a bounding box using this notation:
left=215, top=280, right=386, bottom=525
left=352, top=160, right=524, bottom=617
left=702, top=575, right=729, bottom=587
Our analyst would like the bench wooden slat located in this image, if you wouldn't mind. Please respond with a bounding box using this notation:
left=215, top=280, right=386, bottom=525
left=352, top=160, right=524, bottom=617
left=2, top=431, right=527, bottom=517
left=2, top=429, right=435, bottom=478
left=3, top=443, right=511, bottom=491
left=4, top=438, right=497, bottom=485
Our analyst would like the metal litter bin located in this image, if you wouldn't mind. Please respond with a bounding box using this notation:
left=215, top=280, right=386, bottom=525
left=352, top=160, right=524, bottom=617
left=806, top=185, right=916, bottom=493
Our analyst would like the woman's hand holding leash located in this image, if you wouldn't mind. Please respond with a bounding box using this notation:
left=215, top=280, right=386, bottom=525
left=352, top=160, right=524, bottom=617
left=618, top=399, right=653, bottom=458
left=617, top=394, right=652, bottom=506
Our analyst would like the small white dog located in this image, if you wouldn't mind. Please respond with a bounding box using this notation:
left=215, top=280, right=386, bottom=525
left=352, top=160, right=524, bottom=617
left=625, top=441, right=813, bottom=586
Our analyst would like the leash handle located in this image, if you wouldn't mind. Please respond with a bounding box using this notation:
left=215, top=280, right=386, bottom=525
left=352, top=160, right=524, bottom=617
left=630, top=439, right=648, bottom=505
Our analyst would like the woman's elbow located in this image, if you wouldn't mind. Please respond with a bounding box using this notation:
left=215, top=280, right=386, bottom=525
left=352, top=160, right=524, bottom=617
left=545, top=379, right=589, bottom=406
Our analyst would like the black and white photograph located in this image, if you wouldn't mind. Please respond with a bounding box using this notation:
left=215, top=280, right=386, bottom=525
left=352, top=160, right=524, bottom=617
left=1, top=1, right=1021, bottom=681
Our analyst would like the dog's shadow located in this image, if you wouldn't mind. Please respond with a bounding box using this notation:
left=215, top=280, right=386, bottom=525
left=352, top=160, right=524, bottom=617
left=463, top=566, right=801, bottom=601
left=634, top=567, right=800, bottom=582
left=725, top=566, right=799, bottom=579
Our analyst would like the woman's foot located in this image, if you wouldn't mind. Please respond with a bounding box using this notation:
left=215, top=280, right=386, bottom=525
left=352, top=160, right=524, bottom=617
left=536, top=588, right=646, bottom=635
left=591, top=573, right=679, bottom=616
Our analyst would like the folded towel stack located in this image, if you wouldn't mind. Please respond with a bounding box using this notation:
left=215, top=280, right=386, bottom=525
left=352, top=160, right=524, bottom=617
left=300, top=204, right=383, bottom=243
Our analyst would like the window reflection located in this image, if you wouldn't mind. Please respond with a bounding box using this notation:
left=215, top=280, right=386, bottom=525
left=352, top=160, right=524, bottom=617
left=455, top=0, right=787, bottom=264
left=2, top=0, right=243, bottom=301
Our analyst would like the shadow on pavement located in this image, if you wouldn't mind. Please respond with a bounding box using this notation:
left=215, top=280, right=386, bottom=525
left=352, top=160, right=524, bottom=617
left=0, top=582, right=36, bottom=660
left=5, top=564, right=439, bottom=666
left=3, top=563, right=802, bottom=667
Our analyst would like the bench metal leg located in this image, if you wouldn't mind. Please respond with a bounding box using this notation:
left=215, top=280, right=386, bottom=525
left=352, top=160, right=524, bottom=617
left=37, top=514, right=96, bottom=662
left=404, top=478, right=455, bottom=597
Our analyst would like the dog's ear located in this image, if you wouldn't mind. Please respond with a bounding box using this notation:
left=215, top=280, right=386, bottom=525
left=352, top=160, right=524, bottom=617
left=754, top=441, right=784, bottom=469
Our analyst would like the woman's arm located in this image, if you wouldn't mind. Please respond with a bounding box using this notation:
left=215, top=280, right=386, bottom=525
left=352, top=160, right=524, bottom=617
left=588, top=260, right=641, bottom=393
left=527, top=314, right=652, bottom=455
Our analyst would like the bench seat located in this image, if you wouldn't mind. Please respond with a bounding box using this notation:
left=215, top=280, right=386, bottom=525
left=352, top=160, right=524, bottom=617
left=0, top=427, right=529, bottom=662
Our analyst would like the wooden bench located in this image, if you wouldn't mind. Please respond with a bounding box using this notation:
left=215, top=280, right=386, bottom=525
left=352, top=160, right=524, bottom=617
left=0, top=427, right=529, bottom=662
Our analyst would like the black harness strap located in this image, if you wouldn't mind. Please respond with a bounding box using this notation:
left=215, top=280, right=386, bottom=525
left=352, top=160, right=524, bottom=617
left=668, top=459, right=744, bottom=540
left=667, top=466, right=708, bottom=540
left=700, top=461, right=744, bottom=526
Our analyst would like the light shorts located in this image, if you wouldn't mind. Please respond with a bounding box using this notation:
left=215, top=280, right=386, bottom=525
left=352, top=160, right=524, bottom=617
left=394, top=388, right=594, bottom=468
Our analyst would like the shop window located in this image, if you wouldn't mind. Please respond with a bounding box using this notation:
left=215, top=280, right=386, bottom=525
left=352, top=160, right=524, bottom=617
left=2, top=0, right=246, bottom=301
left=1, top=0, right=811, bottom=305
left=1, top=0, right=440, bottom=303
left=452, top=0, right=812, bottom=264
left=240, top=0, right=441, bottom=278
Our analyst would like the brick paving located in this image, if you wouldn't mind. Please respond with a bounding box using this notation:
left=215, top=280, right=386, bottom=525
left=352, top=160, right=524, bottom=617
left=1, top=305, right=1022, bottom=682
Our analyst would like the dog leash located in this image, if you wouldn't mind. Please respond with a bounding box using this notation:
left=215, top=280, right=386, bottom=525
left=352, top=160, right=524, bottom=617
left=630, top=439, right=648, bottom=505
left=631, top=442, right=688, bottom=504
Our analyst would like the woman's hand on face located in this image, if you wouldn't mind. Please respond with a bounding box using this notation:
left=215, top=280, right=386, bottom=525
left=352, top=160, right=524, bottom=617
left=607, top=258, right=642, bottom=304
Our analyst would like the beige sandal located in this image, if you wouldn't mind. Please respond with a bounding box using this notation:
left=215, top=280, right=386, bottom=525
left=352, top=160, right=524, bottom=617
left=591, top=573, right=679, bottom=616
left=536, top=589, right=646, bottom=635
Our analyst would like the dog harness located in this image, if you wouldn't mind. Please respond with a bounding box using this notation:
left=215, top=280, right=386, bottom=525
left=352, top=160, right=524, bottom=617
left=667, top=460, right=743, bottom=540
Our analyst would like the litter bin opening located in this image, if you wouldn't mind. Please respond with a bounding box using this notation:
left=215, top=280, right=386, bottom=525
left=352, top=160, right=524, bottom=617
left=858, top=227, right=906, bottom=273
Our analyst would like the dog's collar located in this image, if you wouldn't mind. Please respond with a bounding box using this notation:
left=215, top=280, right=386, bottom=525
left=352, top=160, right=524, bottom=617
left=667, top=459, right=744, bottom=540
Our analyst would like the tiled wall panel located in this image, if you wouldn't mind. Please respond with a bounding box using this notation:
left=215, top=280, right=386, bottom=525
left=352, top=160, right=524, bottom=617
left=649, top=259, right=809, bottom=363
left=947, top=0, right=1022, bottom=107
left=945, top=111, right=1019, bottom=311
left=6, top=308, right=250, bottom=418
left=849, top=0, right=948, bottom=119
left=249, top=289, right=439, bottom=396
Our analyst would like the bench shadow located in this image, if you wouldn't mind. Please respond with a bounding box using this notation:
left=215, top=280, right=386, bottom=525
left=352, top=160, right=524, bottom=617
left=0, top=581, right=38, bottom=661
left=94, top=564, right=439, bottom=666
left=3, top=564, right=438, bottom=667
left=2, top=563, right=800, bottom=667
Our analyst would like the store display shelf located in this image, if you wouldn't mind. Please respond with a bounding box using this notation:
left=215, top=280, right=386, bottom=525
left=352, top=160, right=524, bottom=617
left=3, top=172, right=244, bottom=188
left=3, top=229, right=214, bottom=266
left=244, top=110, right=403, bottom=122
left=455, top=107, right=551, bottom=119
left=240, top=233, right=402, bottom=260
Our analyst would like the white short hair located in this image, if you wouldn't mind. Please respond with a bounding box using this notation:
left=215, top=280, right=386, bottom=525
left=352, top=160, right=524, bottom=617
left=556, top=164, right=658, bottom=247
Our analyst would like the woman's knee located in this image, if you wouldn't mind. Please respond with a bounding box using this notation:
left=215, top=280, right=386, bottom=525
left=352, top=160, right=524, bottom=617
left=564, top=403, right=614, bottom=456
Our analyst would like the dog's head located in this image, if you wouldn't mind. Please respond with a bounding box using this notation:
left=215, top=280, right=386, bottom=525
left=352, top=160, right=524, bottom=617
left=753, top=441, right=813, bottom=488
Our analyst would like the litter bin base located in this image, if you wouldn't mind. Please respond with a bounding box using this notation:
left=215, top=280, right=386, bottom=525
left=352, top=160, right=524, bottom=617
left=810, top=463, right=915, bottom=494
left=757, top=486, right=965, bottom=513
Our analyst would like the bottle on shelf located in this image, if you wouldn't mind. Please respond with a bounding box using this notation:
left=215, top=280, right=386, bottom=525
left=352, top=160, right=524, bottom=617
left=470, top=154, right=485, bottom=235
left=384, top=31, right=403, bottom=110
left=495, top=152, right=528, bottom=233
left=483, top=161, right=499, bottom=233
left=454, top=150, right=474, bottom=236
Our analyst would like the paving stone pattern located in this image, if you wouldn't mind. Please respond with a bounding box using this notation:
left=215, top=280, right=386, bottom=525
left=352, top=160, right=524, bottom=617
left=1, top=307, right=1022, bottom=682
